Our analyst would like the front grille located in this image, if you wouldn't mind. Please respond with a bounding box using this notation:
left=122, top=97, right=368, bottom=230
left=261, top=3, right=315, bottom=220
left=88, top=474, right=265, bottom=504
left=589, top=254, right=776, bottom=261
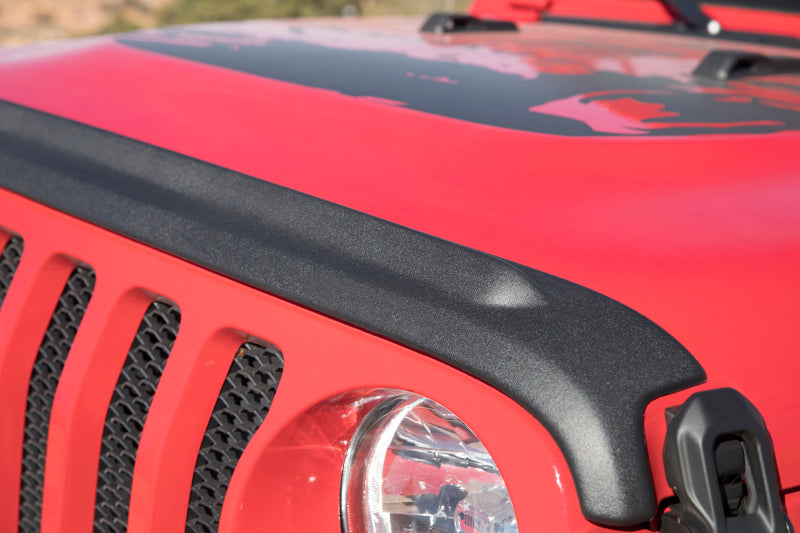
left=19, top=266, right=95, bottom=533
left=94, top=301, right=181, bottom=532
left=0, top=235, right=23, bottom=307
left=2, top=192, right=297, bottom=533
left=186, top=342, right=284, bottom=532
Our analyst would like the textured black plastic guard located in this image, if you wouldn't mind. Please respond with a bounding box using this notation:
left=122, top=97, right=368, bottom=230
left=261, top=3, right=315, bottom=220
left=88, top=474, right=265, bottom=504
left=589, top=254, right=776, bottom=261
left=94, top=301, right=180, bottom=532
left=0, top=100, right=705, bottom=526
left=0, top=235, right=23, bottom=307
left=19, top=266, right=95, bottom=533
left=186, top=342, right=284, bottom=532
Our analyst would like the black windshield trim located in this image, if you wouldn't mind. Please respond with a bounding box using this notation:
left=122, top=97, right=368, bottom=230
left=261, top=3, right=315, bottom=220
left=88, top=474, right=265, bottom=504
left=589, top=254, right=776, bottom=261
left=541, top=15, right=800, bottom=49
left=702, top=0, right=800, bottom=14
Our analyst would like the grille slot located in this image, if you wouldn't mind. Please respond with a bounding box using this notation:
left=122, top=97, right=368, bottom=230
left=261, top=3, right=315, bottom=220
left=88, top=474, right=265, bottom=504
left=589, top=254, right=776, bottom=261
left=93, top=301, right=180, bottom=532
left=19, top=266, right=95, bottom=533
left=185, top=342, right=284, bottom=532
left=0, top=235, right=23, bottom=308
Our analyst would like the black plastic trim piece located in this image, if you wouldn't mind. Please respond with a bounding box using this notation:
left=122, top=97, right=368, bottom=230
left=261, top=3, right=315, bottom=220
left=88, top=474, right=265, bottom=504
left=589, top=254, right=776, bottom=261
left=0, top=100, right=705, bottom=526
left=420, top=13, right=517, bottom=33
left=661, top=388, right=792, bottom=533
left=693, top=50, right=800, bottom=81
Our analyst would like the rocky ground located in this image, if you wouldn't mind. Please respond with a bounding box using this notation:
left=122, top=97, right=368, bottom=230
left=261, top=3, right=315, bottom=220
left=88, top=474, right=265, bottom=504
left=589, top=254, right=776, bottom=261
left=0, top=0, right=464, bottom=47
left=0, top=0, right=168, bottom=46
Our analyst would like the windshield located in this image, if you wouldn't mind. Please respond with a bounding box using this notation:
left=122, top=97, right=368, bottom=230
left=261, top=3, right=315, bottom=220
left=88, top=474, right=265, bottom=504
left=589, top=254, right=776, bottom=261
left=702, top=0, right=800, bottom=13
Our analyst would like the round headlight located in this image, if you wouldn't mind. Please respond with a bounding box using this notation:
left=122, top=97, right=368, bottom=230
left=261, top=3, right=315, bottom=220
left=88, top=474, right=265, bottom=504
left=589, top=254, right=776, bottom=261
left=342, top=393, right=519, bottom=533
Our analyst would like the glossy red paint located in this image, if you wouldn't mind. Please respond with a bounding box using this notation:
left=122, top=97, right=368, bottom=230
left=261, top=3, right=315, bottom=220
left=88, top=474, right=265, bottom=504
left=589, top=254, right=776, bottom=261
left=471, top=0, right=674, bottom=24
left=471, top=0, right=800, bottom=39
left=1, top=9, right=799, bottom=526
left=786, top=490, right=800, bottom=527
left=0, top=189, right=612, bottom=532
left=469, top=0, right=557, bottom=22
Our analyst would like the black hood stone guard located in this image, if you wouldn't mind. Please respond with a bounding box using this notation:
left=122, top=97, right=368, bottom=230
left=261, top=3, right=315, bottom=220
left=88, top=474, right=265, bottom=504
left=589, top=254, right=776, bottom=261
left=0, top=100, right=705, bottom=526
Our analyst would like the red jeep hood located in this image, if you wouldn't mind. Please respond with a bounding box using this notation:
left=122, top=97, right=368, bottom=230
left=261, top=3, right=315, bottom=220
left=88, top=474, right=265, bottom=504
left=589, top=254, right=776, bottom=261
left=0, top=17, right=799, bottom=499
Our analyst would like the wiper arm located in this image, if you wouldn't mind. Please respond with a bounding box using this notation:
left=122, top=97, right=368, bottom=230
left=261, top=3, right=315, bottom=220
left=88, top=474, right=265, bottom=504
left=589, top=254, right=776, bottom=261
left=539, top=0, right=800, bottom=49
left=660, top=0, right=722, bottom=35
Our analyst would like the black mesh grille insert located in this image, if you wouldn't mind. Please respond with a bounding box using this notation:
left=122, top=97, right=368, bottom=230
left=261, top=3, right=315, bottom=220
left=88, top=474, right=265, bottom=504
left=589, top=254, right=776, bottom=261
left=185, top=342, right=284, bottom=532
left=19, top=266, right=95, bottom=533
left=0, top=235, right=23, bottom=308
left=93, top=301, right=180, bottom=532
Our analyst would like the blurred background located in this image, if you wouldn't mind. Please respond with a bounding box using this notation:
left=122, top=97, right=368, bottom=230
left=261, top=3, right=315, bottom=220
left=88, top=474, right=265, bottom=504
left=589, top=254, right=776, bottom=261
left=0, top=0, right=469, bottom=46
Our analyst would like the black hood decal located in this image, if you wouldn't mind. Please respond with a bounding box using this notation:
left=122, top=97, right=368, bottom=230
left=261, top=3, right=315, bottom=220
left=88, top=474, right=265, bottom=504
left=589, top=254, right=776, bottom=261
left=117, top=24, right=800, bottom=136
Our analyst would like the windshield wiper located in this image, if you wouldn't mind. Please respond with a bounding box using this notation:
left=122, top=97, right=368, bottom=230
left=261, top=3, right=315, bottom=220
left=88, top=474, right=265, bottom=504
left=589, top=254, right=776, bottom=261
left=540, top=0, right=800, bottom=49
left=660, top=0, right=721, bottom=35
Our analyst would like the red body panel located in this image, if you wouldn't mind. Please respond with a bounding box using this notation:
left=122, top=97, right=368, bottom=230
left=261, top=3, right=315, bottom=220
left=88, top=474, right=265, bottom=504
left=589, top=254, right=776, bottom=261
left=0, top=190, right=615, bottom=532
left=1, top=8, right=799, bottom=530
left=787, top=491, right=800, bottom=527
left=471, top=0, right=800, bottom=40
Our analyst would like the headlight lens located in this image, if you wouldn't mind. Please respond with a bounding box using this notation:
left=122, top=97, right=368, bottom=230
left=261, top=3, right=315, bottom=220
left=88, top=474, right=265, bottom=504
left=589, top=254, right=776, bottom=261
left=342, top=393, right=519, bottom=533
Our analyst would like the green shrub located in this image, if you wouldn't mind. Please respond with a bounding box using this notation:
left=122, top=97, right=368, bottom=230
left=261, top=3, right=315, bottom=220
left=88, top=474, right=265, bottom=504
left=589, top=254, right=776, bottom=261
left=96, top=15, right=142, bottom=34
